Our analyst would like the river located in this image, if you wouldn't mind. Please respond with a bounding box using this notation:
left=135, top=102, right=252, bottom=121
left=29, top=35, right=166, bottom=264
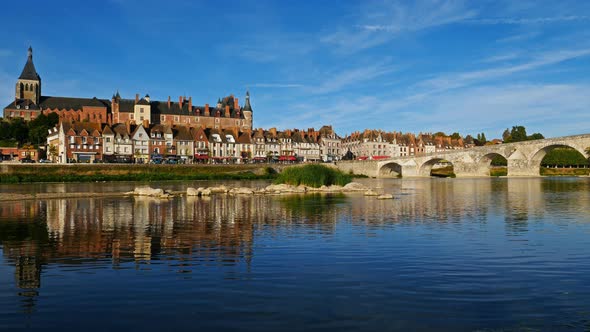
left=0, top=178, right=589, bottom=331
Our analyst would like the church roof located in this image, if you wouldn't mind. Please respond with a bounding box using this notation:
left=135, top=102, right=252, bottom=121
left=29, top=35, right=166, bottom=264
left=19, top=47, right=40, bottom=81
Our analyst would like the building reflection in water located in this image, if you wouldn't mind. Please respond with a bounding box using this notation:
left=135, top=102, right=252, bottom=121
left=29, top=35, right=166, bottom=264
left=1, top=178, right=589, bottom=312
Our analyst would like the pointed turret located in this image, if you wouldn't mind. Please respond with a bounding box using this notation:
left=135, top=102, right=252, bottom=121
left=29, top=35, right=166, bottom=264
left=242, top=90, right=252, bottom=113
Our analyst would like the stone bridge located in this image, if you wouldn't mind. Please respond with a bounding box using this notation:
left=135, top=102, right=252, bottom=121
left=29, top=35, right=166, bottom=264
left=334, top=133, right=590, bottom=178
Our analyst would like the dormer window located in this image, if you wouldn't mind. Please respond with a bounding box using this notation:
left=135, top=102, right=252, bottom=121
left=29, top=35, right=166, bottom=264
left=16, top=105, right=20, bottom=109
left=25, top=106, right=29, bottom=110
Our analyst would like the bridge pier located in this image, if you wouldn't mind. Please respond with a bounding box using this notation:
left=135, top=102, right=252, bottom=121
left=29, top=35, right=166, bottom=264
left=453, top=161, right=490, bottom=177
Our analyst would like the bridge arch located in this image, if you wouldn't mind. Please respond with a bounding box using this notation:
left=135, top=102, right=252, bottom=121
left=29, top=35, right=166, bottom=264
left=529, top=144, right=588, bottom=174
left=478, top=152, right=508, bottom=176
left=419, top=157, right=454, bottom=177
left=379, top=162, right=403, bottom=178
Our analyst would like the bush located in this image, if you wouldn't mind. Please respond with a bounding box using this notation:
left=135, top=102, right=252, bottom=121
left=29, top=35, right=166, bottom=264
left=274, top=164, right=352, bottom=188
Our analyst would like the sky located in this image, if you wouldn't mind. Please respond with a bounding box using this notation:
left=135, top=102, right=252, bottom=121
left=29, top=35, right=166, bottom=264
left=0, top=0, right=589, bottom=138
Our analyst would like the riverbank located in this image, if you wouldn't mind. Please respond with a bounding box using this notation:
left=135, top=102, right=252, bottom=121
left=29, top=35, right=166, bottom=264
left=0, top=164, right=279, bottom=183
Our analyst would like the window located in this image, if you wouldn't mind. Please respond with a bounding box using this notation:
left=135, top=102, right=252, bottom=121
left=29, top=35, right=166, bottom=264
left=161, top=115, right=165, bottom=121
left=130, top=114, right=134, bottom=120
left=140, top=108, right=144, bottom=113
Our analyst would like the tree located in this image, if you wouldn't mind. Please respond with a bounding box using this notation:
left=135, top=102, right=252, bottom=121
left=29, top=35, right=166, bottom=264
left=450, top=132, right=461, bottom=140
left=528, top=133, right=544, bottom=140
left=507, top=126, right=528, bottom=143
left=479, top=132, right=487, bottom=144
left=9, top=118, right=28, bottom=143
left=433, top=132, right=446, bottom=137
left=502, top=128, right=511, bottom=142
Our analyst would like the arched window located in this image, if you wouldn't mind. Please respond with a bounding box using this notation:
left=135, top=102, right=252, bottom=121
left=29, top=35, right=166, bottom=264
left=19, top=83, right=24, bottom=98
left=25, top=83, right=29, bottom=91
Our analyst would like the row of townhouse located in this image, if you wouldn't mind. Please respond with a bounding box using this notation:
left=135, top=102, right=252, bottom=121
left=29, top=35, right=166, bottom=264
left=341, top=130, right=470, bottom=160
left=46, top=122, right=343, bottom=164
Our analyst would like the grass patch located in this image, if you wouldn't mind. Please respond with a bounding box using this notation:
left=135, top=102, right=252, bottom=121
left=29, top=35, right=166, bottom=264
left=0, top=164, right=279, bottom=183
left=274, top=164, right=352, bottom=188
left=490, top=167, right=507, bottom=177
left=540, top=167, right=590, bottom=176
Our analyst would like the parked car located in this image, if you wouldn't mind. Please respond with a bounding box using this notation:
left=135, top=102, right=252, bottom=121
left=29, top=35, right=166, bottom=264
left=21, top=158, right=36, bottom=163
left=39, top=159, right=52, bottom=163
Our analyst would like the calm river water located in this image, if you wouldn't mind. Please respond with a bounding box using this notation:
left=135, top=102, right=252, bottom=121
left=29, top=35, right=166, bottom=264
left=1, top=178, right=589, bottom=331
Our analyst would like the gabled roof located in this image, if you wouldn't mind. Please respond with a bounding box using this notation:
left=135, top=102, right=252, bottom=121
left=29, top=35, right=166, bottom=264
left=173, top=126, right=193, bottom=141
left=111, top=123, right=130, bottom=137
left=102, top=125, right=114, bottom=135
left=237, top=131, right=253, bottom=144
left=136, top=98, right=150, bottom=106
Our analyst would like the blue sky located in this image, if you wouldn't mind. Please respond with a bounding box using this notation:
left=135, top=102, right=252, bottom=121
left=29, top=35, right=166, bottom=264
left=0, top=0, right=589, bottom=138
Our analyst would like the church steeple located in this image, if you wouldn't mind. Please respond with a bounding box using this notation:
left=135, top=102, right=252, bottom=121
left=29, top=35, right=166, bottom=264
left=243, top=90, right=252, bottom=113
left=16, top=46, right=41, bottom=104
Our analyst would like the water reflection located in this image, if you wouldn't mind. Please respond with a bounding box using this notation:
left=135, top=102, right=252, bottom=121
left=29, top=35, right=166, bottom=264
left=1, top=177, right=589, bottom=320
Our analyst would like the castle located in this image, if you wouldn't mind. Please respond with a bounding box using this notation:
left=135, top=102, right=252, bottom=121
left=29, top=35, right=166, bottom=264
left=3, top=47, right=253, bottom=131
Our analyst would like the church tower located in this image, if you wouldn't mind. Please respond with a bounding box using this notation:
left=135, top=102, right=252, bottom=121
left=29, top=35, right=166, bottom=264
left=242, top=91, right=253, bottom=130
left=16, top=46, right=41, bottom=105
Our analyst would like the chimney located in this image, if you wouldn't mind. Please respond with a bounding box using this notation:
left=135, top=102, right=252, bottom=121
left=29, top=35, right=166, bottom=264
left=205, top=104, right=210, bottom=116
left=125, top=120, right=131, bottom=134
left=135, top=94, right=139, bottom=104
left=179, top=96, right=183, bottom=109
left=225, top=105, right=230, bottom=117
left=143, top=119, right=149, bottom=128
left=188, top=96, right=192, bottom=110
left=234, top=97, right=239, bottom=110
left=167, top=96, right=171, bottom=109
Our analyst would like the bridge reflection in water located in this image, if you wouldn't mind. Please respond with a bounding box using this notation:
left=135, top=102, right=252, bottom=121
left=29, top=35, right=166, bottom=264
left=0, top=178, right=589, bottom=316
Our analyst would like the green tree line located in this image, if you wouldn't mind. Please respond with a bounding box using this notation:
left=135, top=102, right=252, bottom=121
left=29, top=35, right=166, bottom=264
left=0, top=113, right=59, bottom=147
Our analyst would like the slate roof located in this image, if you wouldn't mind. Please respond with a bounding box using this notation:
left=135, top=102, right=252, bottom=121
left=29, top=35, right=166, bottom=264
left=62, top=121, right=102, bottom=135
left=4, top=96, right=111, bottom=111
left=19, top=47, right=40, bottom=81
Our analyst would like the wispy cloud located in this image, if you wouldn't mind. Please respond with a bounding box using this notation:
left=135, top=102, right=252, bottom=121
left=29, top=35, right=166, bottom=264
left=496, top=31, right=540, bottom=43
left=419, top=48, right=590, bottom=91
left=322, top=0, right=477, bottom=53
left=310, top=62, right=397, bottom=94
left=480, top=52, right=521, bottom=63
